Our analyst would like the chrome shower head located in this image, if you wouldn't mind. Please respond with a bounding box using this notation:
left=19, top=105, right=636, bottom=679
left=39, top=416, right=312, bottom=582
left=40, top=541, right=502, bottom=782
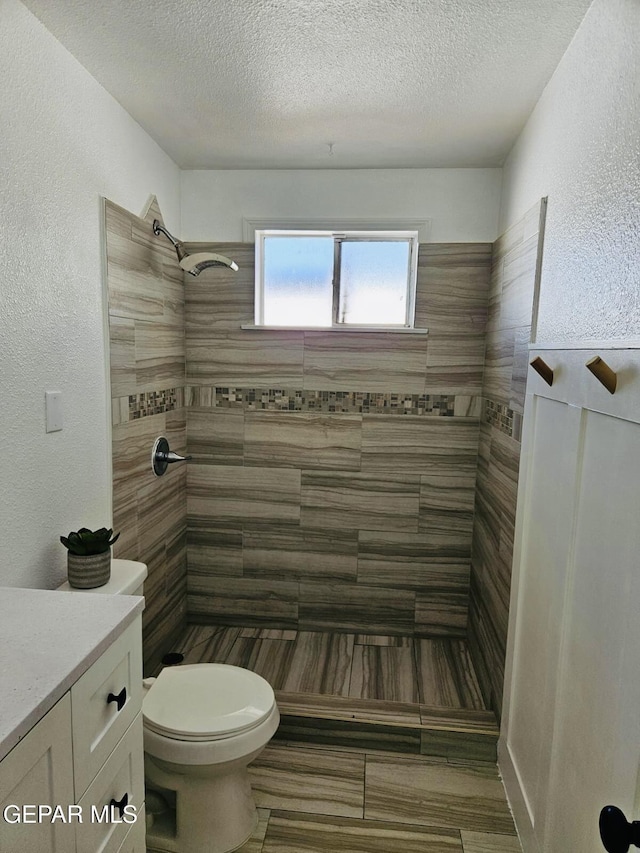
left=152, top=220, right=238, bottom=275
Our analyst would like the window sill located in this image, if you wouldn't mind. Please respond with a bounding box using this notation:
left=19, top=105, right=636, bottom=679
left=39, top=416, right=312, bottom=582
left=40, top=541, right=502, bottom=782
left=240, top=324, right=429, bottom=335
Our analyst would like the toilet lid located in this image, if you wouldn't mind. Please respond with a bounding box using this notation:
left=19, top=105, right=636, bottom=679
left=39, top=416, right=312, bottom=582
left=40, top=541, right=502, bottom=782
left=143, top=664, right=275, bottom=741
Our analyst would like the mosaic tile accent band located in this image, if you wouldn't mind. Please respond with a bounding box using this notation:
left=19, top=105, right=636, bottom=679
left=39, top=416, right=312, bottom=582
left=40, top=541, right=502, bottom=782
left=185, top=386, right=470, bottom=416
left=483, top=399, right=514, bottom=436
left=129, top=387, right=183, bottom=419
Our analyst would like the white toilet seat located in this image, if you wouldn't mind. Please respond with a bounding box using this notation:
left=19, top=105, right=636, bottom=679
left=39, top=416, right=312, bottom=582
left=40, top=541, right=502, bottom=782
left=143, top=663, right=275, bottom=741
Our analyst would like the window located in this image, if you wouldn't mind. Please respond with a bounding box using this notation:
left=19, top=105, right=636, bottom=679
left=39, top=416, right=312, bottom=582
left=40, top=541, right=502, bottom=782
left=253, top=230, right=419, bottom=329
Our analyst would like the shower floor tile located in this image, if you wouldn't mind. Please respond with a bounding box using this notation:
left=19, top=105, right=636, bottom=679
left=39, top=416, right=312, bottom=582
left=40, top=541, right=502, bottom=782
left=173, top=624, right=486, bottom=709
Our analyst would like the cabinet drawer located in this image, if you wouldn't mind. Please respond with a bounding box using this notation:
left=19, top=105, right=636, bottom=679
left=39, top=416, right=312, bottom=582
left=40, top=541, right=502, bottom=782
left=116, top=807, right=146, bottom=852
left=71, top=617, right=142, bottom=797
left=76, top=714, right=144, bottom=853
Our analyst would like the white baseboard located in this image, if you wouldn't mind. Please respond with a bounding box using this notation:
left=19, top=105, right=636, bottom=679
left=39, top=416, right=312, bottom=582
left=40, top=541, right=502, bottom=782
left=498, top=735, right=541, bottom=853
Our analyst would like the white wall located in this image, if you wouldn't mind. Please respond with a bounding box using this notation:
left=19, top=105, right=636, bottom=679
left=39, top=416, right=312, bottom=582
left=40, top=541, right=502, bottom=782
left=181, top=168, right=502, bottom=243
left=499, top=0, right=640, bottom=345
left=0, top=0, right=181, bottom=589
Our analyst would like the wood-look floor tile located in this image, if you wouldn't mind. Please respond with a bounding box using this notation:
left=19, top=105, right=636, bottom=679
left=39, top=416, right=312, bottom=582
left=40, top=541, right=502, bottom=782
left=365, top=755, right=516, bottom=834
left=348, top=646, right=418, bottom=703
left=262, top=810, right=463, bottom=853
left=240, top=628, right=298, bottom=640
left=224, top=638, right=296, bottom=690
left=461, top=830, right=522, bottom=852
left=283, top=632, right=355, bottom=696
left=236, top=808, right=271, bottom=853
left=415, top=640, right=485, bottom=709
left=354, top=635, right=413, bottom=647
left=175, top=625, right=242, bottom=664
left=249, top=745, right=364, bottom=819
left=275, top=693, right=421, bottom=727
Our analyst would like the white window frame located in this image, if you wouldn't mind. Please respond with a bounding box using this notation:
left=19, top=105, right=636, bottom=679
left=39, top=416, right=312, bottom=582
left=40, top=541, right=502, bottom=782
left=252, top=229, right=420, bottom=331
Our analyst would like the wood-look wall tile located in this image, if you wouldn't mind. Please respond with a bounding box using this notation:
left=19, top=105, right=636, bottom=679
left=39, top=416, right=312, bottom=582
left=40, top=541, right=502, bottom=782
left=461, top=830, right=522, bottom=852
left=301, top=471, right=420, bottom=532
left=185, top=246, right=254, bottom=332
left=187, top=576, right=299, bottom=628
left=415, top=244, right=491, bottom=335
left=283, top=632, right=355, bottom=696
left=365, top=755, right=515, bottom=834
left=188, top=464, right=301, bottom=526
left=112, top=412, right=166, bottom=498
left=106, top=231, right=165, bottom=321
left=418, top=473, right=476, bottom=544
left=187, top=331, right=304, bottom=386
left=415, top=640, right=485, bottom=710
left=245, top=412, right=361, bottom=470
left=500, top=234, right=538, bottom=330
left=250, top=745, right=365, bottom=818
left=104, top=198, right=133, bottom=240
left=137, top=467, right=186, bottom=558
left=244, top=527, right=358, bottom=583
left=358, top=530, right=470, bottom=592
left=425, top=334, right=486, bottom=395
left=299, top=582, right=415, bottom=635
left=415, top=586, right=469, bottom=638
left=483, top=329, right=515, bottom=404
left=362, top=418, right=479, bottom=475
left=109, top=316, right=136, bottom=398
left=262, top=811, right=463, bottom=853
left=187, top=408, right=244, bottom=465
left=187, top=525, right=243, bottom=577
left=165, top=525, right=187, bottom=594
left=108, top=482, right=137, bottom=552
left=134, top=321, right=185, bottom=392
left=510, top=326, right=530, bottom=415
left=349, top=646, right=418, bottom=703
left=303, top=332, right=427, bottom=393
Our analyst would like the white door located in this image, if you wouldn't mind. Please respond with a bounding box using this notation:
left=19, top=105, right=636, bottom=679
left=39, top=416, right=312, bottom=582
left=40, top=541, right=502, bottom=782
left=501, top=347, right=640, bottom=853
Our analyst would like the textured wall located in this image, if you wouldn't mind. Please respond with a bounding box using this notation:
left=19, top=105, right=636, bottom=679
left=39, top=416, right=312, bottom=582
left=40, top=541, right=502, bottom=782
left=105, top=198, right=187, bottom=675
left=184, top=242, right=491, bottom=635
left=499, top=0, right=640, bottom=345
left=180, top=170, right=502, bottom=243
left=468, top=200, right=545, bottom=718
left=0, top=0, right=180, bottom=589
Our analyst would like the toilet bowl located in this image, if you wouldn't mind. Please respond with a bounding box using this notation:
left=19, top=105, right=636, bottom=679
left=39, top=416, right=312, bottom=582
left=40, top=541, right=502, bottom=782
left=59, top=560, right=280, bottom=853
left=143, top=663, right=279, bottom=853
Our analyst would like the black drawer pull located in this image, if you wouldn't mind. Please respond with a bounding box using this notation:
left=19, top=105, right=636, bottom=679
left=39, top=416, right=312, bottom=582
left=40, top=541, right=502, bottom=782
left=109, top=793, right=129, bottom=818
left=106, top=687, right=127, bottom=712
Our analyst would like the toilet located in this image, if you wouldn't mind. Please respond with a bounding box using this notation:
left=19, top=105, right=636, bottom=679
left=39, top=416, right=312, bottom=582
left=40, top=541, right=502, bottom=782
left=59, top=559, right=279, bottom=853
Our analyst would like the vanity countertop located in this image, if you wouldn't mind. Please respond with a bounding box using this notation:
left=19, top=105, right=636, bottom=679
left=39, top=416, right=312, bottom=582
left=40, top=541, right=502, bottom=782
left=0, top=586, right=144, bottom=762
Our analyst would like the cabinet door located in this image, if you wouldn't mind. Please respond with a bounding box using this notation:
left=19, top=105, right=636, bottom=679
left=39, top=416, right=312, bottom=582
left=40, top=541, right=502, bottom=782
left=0, top=694, right=75, bottom=853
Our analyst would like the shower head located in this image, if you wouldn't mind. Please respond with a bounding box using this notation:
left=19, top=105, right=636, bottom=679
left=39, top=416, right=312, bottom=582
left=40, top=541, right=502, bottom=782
left=152, top=220, right=238, bottom=275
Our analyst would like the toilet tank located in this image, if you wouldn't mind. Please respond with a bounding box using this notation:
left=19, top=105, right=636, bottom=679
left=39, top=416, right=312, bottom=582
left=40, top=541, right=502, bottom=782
left=57, top=559, right=147, bottom=596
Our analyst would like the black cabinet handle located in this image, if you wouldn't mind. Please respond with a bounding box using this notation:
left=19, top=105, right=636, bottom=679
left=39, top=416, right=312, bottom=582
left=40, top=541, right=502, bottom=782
left=109, top=793, right=129, bottom=818
left=600, top=806, right=640, bottom=852
left=106, top=687, right=127, bottom=712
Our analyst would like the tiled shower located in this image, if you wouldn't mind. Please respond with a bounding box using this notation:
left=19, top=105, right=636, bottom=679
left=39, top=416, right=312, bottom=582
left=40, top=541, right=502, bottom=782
left=105, top=196, right=544, bottom=722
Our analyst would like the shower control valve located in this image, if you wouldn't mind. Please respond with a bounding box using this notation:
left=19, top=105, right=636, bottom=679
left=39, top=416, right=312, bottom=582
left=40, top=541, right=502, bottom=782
left=152, top=436, right=192, bottom=477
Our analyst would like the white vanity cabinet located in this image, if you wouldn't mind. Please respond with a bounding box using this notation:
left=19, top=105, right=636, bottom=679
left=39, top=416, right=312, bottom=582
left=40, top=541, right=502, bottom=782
left=0, top=595, right=145, bottom=853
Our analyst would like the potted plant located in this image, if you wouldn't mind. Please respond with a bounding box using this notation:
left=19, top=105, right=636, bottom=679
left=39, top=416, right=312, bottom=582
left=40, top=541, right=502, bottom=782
left=60, top=527, right=120, bottom=589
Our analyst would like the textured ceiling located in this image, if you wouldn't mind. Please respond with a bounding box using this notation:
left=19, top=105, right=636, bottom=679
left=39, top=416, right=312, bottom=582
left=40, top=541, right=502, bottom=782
left=23, top=0, right=592, bottom=169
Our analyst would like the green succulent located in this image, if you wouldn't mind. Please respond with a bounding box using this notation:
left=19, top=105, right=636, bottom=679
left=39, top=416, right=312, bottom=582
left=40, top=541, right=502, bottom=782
left=60, top=527, right=120, bottom=556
